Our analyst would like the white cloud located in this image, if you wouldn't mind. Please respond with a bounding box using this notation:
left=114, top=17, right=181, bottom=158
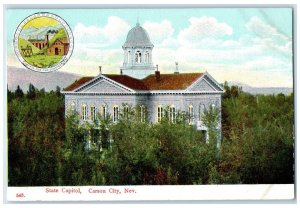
left=143, top=20, right=174, bottom=44
left=178, top=16, right=233, bottom=47
left=60, top=43, right=122, bottom=76
left=246, top=16, right=292, bottom=56
left=74, top=16, right=130, bottom=47
left=246, top=16, right=289, bottom=42
left=101, top=16, right=131, bottom=42
left=60, top=16, right=130, bottom=76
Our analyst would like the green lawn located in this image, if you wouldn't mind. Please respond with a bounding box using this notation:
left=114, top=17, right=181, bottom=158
left=24, top=54, right=62, bottom=68
left=18, top=38, right=40, bottom=54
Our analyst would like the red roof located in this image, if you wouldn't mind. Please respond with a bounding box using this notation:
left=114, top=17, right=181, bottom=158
left=105, top=75, right=148, bottom=90
left=63, top=73, right=204, bottom=92
left=142, top=73, right=203, bottom=90
left=64, top=77, right=94, bottom=91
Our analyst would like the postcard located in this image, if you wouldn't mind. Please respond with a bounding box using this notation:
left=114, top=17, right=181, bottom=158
left=4, top=6, right=295, bottom=202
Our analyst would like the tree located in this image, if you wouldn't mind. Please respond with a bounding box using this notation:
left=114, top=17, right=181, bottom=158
left=55, top=86, right=61, bottom=97
left=14, top=85, right=24, bottom=99
left=27, top=83, right=36, bottom=99
left=8, top=91, right=65, bottom=186
left=219, top=92, right=294, bottom=184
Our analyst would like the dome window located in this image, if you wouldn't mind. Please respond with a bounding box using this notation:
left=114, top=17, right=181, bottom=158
left=135, top=51, right=142, bottom=63
left=145, top=51, right=149, bottom=63
left=127, top=51, right=131, bottom=63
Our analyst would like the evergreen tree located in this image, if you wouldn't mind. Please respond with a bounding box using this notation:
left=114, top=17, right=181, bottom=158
left=14, top=85, right=24, bottom=99
left=27, top=83, right=36, bottom=99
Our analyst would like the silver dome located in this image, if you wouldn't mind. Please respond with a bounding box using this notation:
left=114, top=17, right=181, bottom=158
left=123, top=23, right=153, bottom=47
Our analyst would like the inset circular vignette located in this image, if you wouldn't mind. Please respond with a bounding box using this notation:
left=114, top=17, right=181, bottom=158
left=14, top=12, right=74, bottom=72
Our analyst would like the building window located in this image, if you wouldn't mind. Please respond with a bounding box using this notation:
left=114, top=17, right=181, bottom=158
left=90, top=106, right=96, bottom=121
left=169, top=106, right=176, bottom=123
left=113, top=106, right=119, bottom=122
left=199, top=104, right=205, bottom=121
left=81, top=104, right=88, bottom=120
left=211, top=103, right=216, bottom=109
left=70, top=102, right=76, bottom=112
left=157, top=106, right=163, bottom=123
left=211, top=100, right=218, bottom=109
left=127, top=51, right=131, bottom=63
left=145, top=51, right=149, bottom=63
left=188, top=105, right=194, bottom=124
left=91, top=129, right=100, bottom=144
left=140, top=105, right=146, bottom=122
left=101, top=104, right=107, bottom=119
left=135, top=51, right=142, bottom=63
left=123, top=105, right=129, bottom=119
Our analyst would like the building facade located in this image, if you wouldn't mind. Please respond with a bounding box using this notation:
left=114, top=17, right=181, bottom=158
left=47, top=37, right=69, bottom=56
left=62, top=23, right=224, bottom=145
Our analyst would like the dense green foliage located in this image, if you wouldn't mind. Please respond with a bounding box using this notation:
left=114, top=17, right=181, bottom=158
left=8, top=85, right=64, bottom=186
left=218, top=83, right=294, bottom=184
left=7, top=83, right=294, bottom=186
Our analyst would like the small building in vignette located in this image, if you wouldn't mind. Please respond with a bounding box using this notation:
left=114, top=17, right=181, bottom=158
left=62, top=22, right=224, bottom=147
left=47, top=37, right=70, bottom=56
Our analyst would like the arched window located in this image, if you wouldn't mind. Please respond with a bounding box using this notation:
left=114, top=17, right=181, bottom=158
left=81, top=104, right=87, bottom=120
left=140, top=105, right=146, bottom=122
left=157, top=105, right=163, bottom=123
left=145, top=51, right=149, bottom=63
left=135, top=51, right=142, bottom=63
left=188, top=105, right=194, bottom=124
left=113, top=105, right=119, bottom=122
left=70, top=102, right=76, bottom=112
left=90, top=106, right=96, bottom=121
left=101, top=104, right=107, bottom=119
left=199, top=104, right=205, bottom=121
left=169, top=106, right=176, bottom=123
left=211, top=100, right=219, bottom=109
left=123, top=105, right=129, bottom=119
left=127, top=51, right=131, bottom=63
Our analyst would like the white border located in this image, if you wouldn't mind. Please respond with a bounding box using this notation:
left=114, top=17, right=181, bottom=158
left=1, top=1, right=298, bottom=207
left=6, top=185, right=294, bottom=201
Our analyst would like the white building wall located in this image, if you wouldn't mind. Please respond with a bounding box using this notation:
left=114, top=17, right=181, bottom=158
left=65, top=93, right=221, bottom=124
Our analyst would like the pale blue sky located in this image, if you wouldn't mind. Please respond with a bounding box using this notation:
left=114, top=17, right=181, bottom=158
left=6, top=8, right=293, bottom=87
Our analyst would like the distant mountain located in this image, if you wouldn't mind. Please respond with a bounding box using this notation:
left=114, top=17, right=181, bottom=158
left=20, top=25, right=62, bottom=40
left=7, top=66, right=80, bottom=92
left=227, top=81, right=293, bottom=95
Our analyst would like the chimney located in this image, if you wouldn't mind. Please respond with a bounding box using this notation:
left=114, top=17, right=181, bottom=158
left=46, top=34, right=49, bottom=47
left=99, top=66, right=102, bottom=75
left=175, top=62, right=179, bottom=74
left=155, top=65, right=160, bottom=81
left=120, top=69, right=123, bottom=75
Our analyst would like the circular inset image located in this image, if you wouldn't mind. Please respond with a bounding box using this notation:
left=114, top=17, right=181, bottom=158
left=14, top=12, right=74, bottom=72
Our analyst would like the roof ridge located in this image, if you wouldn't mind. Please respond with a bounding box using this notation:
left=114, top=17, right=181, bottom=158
left=104, top=74, right=144, bottom=81
left=64, top=72, right=206, bottom=92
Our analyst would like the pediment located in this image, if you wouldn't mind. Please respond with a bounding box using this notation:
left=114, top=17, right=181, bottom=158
left=188, top=74, right=223, bottom=92
left=77, top=77, right=131, bottom=93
